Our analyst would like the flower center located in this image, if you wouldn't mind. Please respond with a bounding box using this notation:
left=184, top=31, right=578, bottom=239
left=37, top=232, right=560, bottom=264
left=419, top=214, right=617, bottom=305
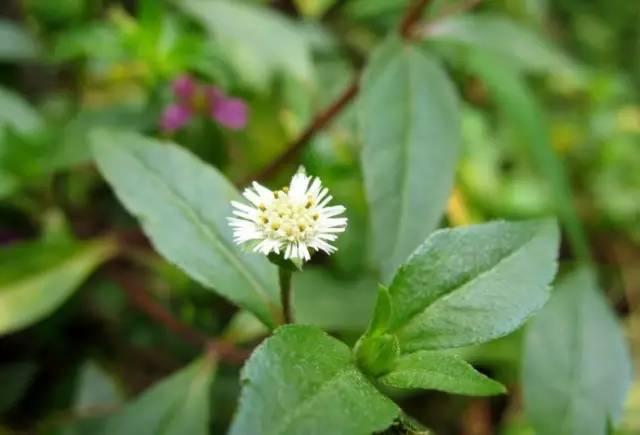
left=256, top=190, right=320, bottom=243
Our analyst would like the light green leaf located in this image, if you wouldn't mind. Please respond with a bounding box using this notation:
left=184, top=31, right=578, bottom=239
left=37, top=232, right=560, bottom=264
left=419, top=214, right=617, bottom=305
left=0, top=86, right=43, bottom=133
left=73, top=361, right=122, bottom=414
left=359, top=38, right=460, bottom=281
left=428, top=13, right=574, bottom=73
left=230, top=325, right=399, bottom=435
left=379, top=351, right=506, bottom=396
left=386, top=219, right=559, bottom=352
left=0, top=239, right=116, bottom=335
left=91, top=130, right=281, bottom=327
left=176, top=0, right=313, bottom=86
left=100, top=357, right=216, bottom=435
left=292, top=269, right=378, bottom=333
left=523, top=267, right=632, bottom=435
left=465, top=52, right=591, bottom=263
left=0, top=19, right=40, bottom=61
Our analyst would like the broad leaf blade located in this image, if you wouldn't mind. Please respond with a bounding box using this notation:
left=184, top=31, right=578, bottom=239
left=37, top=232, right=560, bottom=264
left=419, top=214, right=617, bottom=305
left=379, top=351, right=505, bottom=396
left=91, top=131, right=280, bottom=327
left=388, top=219, right=559, bottom=351
left=0, top=239, right=116, bottom=335
left=523, top=267, right=632, bottom=435
left=359, top=38, right=459, bottom=281
left=230, top=325, right=399, bottom=435
left=101, top=357, right=216, bottom=435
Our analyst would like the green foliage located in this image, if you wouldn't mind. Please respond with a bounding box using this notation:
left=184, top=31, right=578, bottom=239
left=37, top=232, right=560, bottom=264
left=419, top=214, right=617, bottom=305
left=99, top=357, right=216, bottom=435
left=92, top=130, right=281, bottom=327
left=464, top=53, right=591, bottom=262
left=0, top=20, right=40, bottom=61
left=379, top=351, right=506, bottom=396
left=0, top=238, right=116, bottom=335
left=429, top=13, right=573, bottom=73
left=0, top=0, right=635, bottom=433
left=523, top=267, right=632, bottom=435
left=176, top=0, right=313, bottom=87
left=230, top=325, right=399, bottom=435
left=359, top=38, right=460, bottom=281
left=384, top=219, right=559, bottom=352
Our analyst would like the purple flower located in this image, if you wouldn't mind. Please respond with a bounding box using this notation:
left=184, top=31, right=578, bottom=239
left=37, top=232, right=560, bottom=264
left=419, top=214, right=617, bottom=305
left=160, top=104, right=192, bottom=132
left=160, top=74, right=249, bottom=133
left=211, top=94, right=248, bottom=130
left=172, top=74, right=196, bottom=102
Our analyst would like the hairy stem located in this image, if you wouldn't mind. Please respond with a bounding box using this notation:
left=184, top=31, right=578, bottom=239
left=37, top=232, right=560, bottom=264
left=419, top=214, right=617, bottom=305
left=279, top=267, right=294, bottom=324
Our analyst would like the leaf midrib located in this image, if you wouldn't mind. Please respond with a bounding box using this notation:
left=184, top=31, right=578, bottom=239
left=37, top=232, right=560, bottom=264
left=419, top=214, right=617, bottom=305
left=271, top=366, right=354, bottom=435
left=126, top=146, right=277, bottom=325
left=392, top=223, right=545, bottom=334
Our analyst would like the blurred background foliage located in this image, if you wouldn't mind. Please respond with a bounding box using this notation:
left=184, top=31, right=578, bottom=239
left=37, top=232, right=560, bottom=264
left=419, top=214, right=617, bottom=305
left=0, top=0, right=638, bottom=434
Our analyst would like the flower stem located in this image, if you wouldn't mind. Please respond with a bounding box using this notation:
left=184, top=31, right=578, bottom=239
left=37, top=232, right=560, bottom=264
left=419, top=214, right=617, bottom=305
left=279, top=267, right=293, bottom=324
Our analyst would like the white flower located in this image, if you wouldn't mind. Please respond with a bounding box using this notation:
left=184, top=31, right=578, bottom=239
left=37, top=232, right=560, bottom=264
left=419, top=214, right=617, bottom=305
left=228, top=171, right=347, bottom=262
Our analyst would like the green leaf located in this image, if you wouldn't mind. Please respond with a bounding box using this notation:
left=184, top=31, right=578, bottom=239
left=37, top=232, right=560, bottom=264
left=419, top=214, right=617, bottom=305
left=465, top=52, right=591, bottom=263
left=379, top=351, right=506, bottom=396
left=292, top=269, right=378, bottom=333
left=91, top=130, right=281, bottom=328
left=523, top=267, right=632, bottom=435
left=175, top=0, right=313, bottom=86
left=0, top=19, right=40, bottom=61
left=386, top=219, right=559, bottom=352
left=100, top=357, right=216, bottom=435
left=0, top=238, right=116, bottom=335
left=73, top=361, right=122, bottom=414
left=0, top=86, right=43, bottom=133
left=428, top=13, right=574, bottom=73
left=230, top=325, right=399, bottom=435
left=359, top=38, right=460, bottom=281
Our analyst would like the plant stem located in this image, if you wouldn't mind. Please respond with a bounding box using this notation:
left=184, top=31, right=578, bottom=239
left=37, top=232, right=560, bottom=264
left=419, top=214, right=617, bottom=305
left=279, top=267, right=293, bottom=324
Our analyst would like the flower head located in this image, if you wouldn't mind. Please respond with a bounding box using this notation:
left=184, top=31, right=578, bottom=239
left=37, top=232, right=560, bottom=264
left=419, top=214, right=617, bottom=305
left=159, top=74, right=249, bottom=133
left=228, top=171, right=347, bottom=262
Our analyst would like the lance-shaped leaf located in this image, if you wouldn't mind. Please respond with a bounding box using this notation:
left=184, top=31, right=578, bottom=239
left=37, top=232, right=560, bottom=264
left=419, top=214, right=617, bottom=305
left=0, top=238, right=116, bottom=335
left=379, top=351, right=506, bottom=396
left=100, top=357, right=216, bottom=435
left=523, top=267, right=632, bottom=435
left=230, top=325, right=399, bottom=435
left=92, top=131, right=281, bottom=327
left=359, top=38, right=460, bottom=281
left=386, top=219, right=559, bottom=352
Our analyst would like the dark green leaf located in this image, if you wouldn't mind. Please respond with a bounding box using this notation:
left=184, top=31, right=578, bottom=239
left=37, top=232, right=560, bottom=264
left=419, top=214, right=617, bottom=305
left=100, top=357, right=216, bottom=435
left=91, top=130, right=281, bottom=327
left=230, top=325, right=399, bottom=435
left=386, top=219, right=559, bottom=352
left=523, top=267, right=632, bottom=435
left=359, top=38, right=460, bottom=281
left=0, top=239, right=116, bottom=335
left=379, top=351, right=505, bottom=396
left=0, top=362, right=37, bottom=413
